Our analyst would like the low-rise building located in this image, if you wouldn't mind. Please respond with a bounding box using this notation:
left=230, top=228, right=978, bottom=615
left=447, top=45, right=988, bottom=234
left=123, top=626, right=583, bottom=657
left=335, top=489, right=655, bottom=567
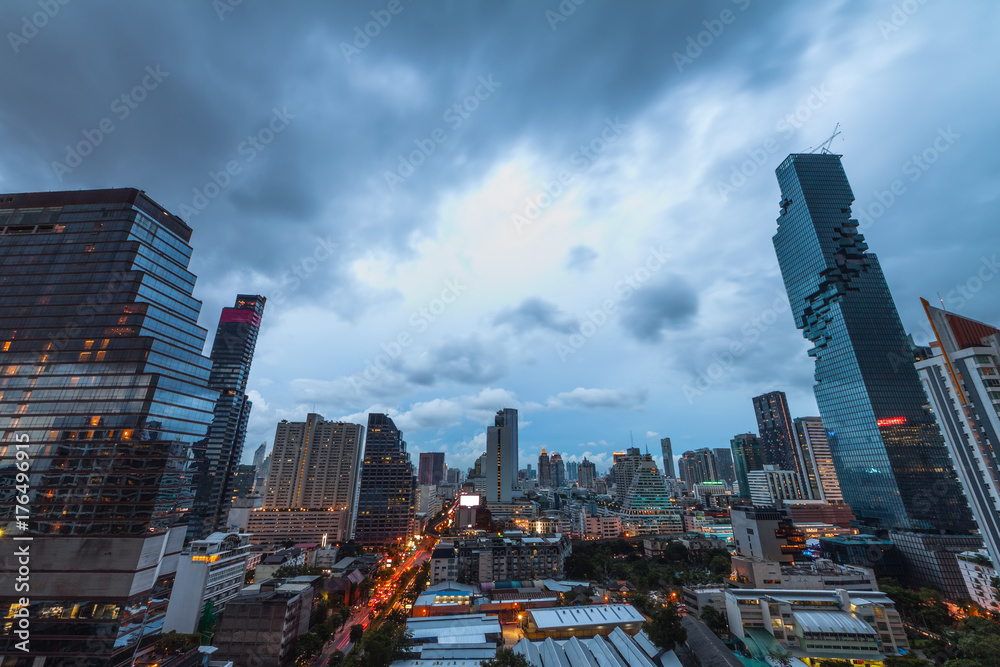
left=957, top=550, right=1000, bottom=612
left=682, top=586, right=727, bottom=618
left=724, top=588, right=908, bottom=662
left=454, top=533, right=571, bottom=583
left=521, top=604, right=645, bottom=640
left=583, top=514, right=622, bottom=540
left=309, top=544, right=339, bottom=571
left=255, top=547, right=305, bottom=580
left=411, top=582, right=481, bottom=618
left=213, top=577, right=320, bottom=667
left=163, top=532, right=252, bottom=634
left=729, top=556, right=877, bottom=590
left=430, top=541, right=459, bottom=586
left=514, top=627, right=680, bottom=667
left=407, top=613, right=502, bottom=645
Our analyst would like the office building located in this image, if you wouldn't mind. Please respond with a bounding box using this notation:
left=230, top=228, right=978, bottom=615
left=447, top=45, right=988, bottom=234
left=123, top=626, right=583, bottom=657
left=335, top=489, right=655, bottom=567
left=538, top=448, right=552, bottom=488
left=818, top=534, right=905, bottom=579
left=550, top=451, right=566, bottom=488
left=725, top=588, right=908, bottom=662
left=578, top=457, right=597, bottom=488
left=447, top=467, right=461, bottom=485
left=747, top=465, right=808, bottom=505
left=0, top=189, right=219, bottom=664
left=621, top=459, right=673, bottom=512
left=956, top=550, right=1000, bottom=612
left=679, top=448, right=717, bottom=488
left=660, top=437, right=675, bottom=479
left=792, top=416, right=842, bottom=502
left=566, top=460, right=578, bottom=482
left=418, top=451, right=446, bottom=486
left=354, top=413, right=417, bottom=546
left=730, top=433, right=763, bottom=499
left=485, top=408, right=518, bottom=503
left=190, top=294, right=265, bottom=539
left=712, top=447, right=736, bottom=486
left=227, top=463, right=257, bottom=502
left=772, top=152, right=974, bottom=536
left=752, top=390, right=800, bottom=474
left=163, top=532, right=252, bottom=634
left=253, top=414, right=363, bottom=542
left=916, top=303, right=1000, bottom=579
left=730, top=506, right=805, bottom=563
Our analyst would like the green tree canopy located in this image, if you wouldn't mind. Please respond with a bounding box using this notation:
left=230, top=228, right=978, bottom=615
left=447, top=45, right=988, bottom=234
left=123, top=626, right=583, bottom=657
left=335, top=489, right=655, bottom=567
left=481, top=647, right=532, bottom=667
left=644, top=602, right=687, bottom=652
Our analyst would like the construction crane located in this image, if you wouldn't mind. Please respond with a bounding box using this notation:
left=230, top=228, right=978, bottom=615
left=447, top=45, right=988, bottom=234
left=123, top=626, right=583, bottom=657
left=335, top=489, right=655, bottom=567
left=805, top=123, right=842, bottom=154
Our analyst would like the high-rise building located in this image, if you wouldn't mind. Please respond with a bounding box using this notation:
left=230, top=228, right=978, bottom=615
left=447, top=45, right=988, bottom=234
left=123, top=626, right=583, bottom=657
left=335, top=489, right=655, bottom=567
left=227, top=463, right=257, bottom=502
left=566, top=460, right=578, bottom=482
left=538, top=448, right=551, bottom=488
left=190, top=294, right=265, bottom=538
left=251, top=415, right=364, bottom=542
left=792, top=416, right=842, bottom=502
left=773, top=152, right=974, bottom=535
left=660, top=437, right=675, bottom=479
left=731, top=506, right=806, bottom=563
left=679, top=448, right=717, bottom=488
left=916, top=302, right=1000, bottom=577
left=747, top=466, right=809, bottom=505
left=252, top=441, right=267, bottom=468
left=731, top=432, right=764, bottom=499
left=752, top=391, right=800, bottom=474
left=354, top=413, right=416, bottom=546
left=611, top=447, right=649, bottom=503
left=712, top=447, right=736, bottom=486
left=621, top=460, right=674, bottom=512
left=578, top=457, right=597, bottom=488
left=418, top=451, right=446, bottom=486
left=447, top=467, right=461, bottom=485
left=0, top=188, right=219, bottom=664
left=485, top=408, right=518, bottom=503
left=550, top=451, right=566, bottom=488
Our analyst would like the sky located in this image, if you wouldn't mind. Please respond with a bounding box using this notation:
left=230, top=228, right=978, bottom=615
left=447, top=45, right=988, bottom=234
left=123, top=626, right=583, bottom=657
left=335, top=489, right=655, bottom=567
left=1, top=1, right=997, bottom=474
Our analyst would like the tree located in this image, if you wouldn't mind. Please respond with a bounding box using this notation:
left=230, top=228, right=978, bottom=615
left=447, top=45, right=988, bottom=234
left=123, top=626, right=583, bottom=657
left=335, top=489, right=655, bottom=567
left=294, top=633, right=325, bottom=663
left=158, top=631, right=199, bottom=653
left=709, top=555, right=731, bottom=576
left=767, top=647, right=792, bottom=667
left=336, top=606, right=352, bottom=631
left=644, top=602, right=687, bottom=652
left=350, top=624, right=365, bottom=644
left=699, top=606, right=728, bottom=638
left=480, top=647, right=532, bottom=667
left=245, top=568, right=255, bottom=585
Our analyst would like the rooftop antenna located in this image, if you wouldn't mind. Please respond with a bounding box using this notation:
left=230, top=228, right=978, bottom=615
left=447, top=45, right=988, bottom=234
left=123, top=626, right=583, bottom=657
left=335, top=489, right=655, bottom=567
left=937, top=291, right=946, bottom=312
left=630, top=430, right=634, bottom=449
left=806, top=123, right=842, bottom=154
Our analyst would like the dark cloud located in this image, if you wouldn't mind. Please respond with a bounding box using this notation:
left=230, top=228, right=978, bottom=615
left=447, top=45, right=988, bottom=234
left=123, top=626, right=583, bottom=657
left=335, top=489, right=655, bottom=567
left=494, top=297, right=578, bottom=334
left=400, top=334, right=508, bottom=386
left=566, top=245, right=598, bottom=272
left=619, top=276, right=699, bottom=342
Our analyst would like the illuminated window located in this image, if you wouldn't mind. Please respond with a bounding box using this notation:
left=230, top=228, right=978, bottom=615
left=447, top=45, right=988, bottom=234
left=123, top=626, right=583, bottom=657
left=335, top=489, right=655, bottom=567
left=78, top=352, right=91, bottom=361
left=84, top=340, right=94, bottom=350
left=1, top=342, right=9, bottom=352
left=90, top=416, right=101, bottom=426
left=95, top=351, right=106, bottom=361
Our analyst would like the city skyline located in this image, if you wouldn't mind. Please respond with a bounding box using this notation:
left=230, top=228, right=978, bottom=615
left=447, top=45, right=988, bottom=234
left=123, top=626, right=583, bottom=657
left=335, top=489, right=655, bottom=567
left=0, top=3, right=997, bottom=477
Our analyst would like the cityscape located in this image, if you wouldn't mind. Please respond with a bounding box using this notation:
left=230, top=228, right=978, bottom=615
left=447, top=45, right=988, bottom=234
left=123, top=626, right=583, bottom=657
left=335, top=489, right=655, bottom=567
left=0, top=3, right=999, bottom=667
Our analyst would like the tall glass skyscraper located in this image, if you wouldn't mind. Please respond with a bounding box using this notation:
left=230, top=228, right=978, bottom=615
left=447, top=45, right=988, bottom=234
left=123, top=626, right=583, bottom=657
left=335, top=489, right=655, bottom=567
left=731, top=432, right=764, bottom=499
left=660, top=437, right=675, bottom=479
left=772, top=153, right=974, bottom=534
left=353, top=413, right=416, bottom=546
left=0, top=189, right=218, bottom=664
left=190, top=294, right=265, bottom=538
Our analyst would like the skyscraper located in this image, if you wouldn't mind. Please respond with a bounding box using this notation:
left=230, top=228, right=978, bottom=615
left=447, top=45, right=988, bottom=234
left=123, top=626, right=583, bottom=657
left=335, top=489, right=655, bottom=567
left=354, top=413, right=416, bottom=546
left=752, top=390, right=800, bottom=474
left=916, top=302, right=1000, bottom=575
left=252, top=441, right=267, bottom=469
left=418, top=451, right=446, bottom=486
left=612, top=447, right=649, bottom=504
left=566, top=460, right=578, bottom=482
left=731, top=432, right=764, bottom=499
left=660, top=437, right=675, bottom=479
left=773, top=152, right=973, bottom=534
left=578, top=457, right=597, bottom=488
left=792, top=416, right=842, bottom=502
left=550, top=451, right=566, bottom=488
left=485, top=408, right=518, bottom=502
left=538, top=448, right=552, bottom=488
left=190, top=294, right=265, bottom=538
left=679, top=448, right=717, bottom=488
left=712, top=447, right=737, bottom=487
left=252, top=415, right=363, bottom=542
left=0, top=189, right=218, bottom=664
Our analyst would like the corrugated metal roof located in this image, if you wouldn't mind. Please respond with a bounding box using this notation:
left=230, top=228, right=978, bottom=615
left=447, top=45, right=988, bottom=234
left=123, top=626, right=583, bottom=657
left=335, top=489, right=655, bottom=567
left=528, top=605, right=644, bottom=630
left=792, top=611, right=876, bottom=635
left=513, top=628, right=680, bottom=667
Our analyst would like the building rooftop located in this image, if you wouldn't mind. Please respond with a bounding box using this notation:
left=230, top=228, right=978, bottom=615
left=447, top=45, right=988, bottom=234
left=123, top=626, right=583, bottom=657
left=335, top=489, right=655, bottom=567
left=527, top=604, right=644, bottom=630
left=793, top=611, right=875, bottom=635
left=515, top=628, right=674, bottom=667
left=406, top=614, right=502, bottom=644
